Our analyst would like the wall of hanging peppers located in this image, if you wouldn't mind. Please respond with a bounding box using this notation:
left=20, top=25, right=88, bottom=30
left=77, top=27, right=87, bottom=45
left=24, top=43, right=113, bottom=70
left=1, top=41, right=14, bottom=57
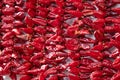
left=0, top=0, right=120, bottom=80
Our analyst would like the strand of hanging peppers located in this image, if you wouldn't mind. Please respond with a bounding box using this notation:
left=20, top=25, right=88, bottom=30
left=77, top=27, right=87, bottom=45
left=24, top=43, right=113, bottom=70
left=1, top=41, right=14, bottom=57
left=0, top=0, right=120, bottom=80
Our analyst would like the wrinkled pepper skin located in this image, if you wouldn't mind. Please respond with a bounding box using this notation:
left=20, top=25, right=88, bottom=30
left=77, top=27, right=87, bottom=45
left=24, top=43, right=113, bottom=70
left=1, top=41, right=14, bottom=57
left=0, top=0, right=120, bottom=80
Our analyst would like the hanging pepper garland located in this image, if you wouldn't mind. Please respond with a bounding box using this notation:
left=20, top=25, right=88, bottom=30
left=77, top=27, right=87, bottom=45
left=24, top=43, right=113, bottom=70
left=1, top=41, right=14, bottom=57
left=0, top=0, right=120, bottom=80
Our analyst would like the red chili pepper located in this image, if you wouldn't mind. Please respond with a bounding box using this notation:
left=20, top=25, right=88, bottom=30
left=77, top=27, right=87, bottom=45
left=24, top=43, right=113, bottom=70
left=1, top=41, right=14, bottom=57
left=86, top=50, right=103, bottom=60
left=111, top=72, right=120, bottom=80
left=112, top=57, right=120, bottom=69
left=68, top=74, right=80, bottom=80
left=112, top=8, right=120, bottom=14
left=2, top=39, right=14, bottom=47
left=3, top=0, right=15, bottom=5
left=15, top=6, right=24, bottom=12
left=90, top=70, right=103, bottom=80
left=73, top=2, right=83, bottom=10
left=25, top=1, right=35, bottom=9
left=0, top=76, right=3, bottom=80
left=56, top=0, right=64, bottom=8
left=1, top=24, right=13, bottom=29
left=21, top=28, right=33, bottom=34
left=80, top=58, right=94, bottom=66
left=15, top=0, right=22, bottom=5
left=9, top=72, right=17, bottom=80
left=39, top=71, right=45, bottom=80
left=24, top=16, right=34, bottom=27
left=37, top=11, right=47, bottom=18
left=92, top=19, right=105, bottom=31
left=14, top=12, right=24, bottom=20
left=0, top=0, right=120, bottom=80
left=92, top=44, right=104, bottom=51
left=2, top=7, right=15, bottom=15
left=32, top=18, right=47, bottom=26
left=27, top=69, right=43, bottom=74
left=65, top=39, right=79, bottom=51
left=20, top=75, right=32, bottom=80
left=66, top=25, right=78, bottom=37
left=16, top=62, right=31, bottom=71
left=2, top=31, right=14, bottom=40
left=49, top=19, right=61, bottom=27
left=2, top=16, right=14, bottom=23
left=30, top=52, right=43, bottom=62
left=43, top=67, right=57, bottom=77
left=66, top=10, right=83, bottom=18
left=49, top=75, right=58, bottom=80
left=69, top=67, right=80, bottom=75
left=27, top=9, right=35, bottom=17
left=68, top=61, right=80, bottom=67
left=38, top=0, right=50, bottom=5
left=94, top=30, right=104, bottom=41
left=3, top=62, right=13, bottom=73
left=79, top=66, right=91, bottom=73
left=93, top=10, right=105, bottom=18
left=112, top=0, right=120, bottom=3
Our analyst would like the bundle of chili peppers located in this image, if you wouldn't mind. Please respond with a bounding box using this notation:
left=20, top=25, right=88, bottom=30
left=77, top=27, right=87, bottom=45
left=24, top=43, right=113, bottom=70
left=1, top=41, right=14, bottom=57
left=0, top=0, right=120, bottom=80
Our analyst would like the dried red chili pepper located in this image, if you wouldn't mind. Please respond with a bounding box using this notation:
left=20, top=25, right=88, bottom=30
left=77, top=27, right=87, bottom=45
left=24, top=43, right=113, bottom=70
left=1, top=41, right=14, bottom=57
left=92, top=18, right=105, bottom=31
left=68, top=74, right=80, bottom=80
left=0, top=0, right=120, bottom=80
left=25, top=1, right=35, bottom=9
left=2, top=16, right=14, bottom=23
left=66, top=10, right=83, bottom=18
left=69, top=67, right=80, bottom=75
left=48, top=19, right=61, bottom=27
left=39, top=71, right=45, bottom=80
left=3, top=0, right=15, bottom=4
left=2, top=6, right=15, bottom=15
left=102, top=59, right=113, bottom=68
left=9, top=72, right=17, bottom=80
left=49, top=75, right=58, bottom=80
left=112, top=8, right=120, bottom=14
left=14, top=12, right=24, bottom=20
left=112, top=0, right=120, bottom=3
left=24, top=16, right=34, bottom=27
left=30, top=52, right=43, bottom=62
left=94, top=30, right=104, bottom=41
left=27, top=9, right=35, bottom=17
left=86, top=50, right=103, bottom=60
left=32, top=18, right=47, bottom=26
left=111, top=72, right=120, bottom=80
left=66, top=25, right=79, bottom=37
left=20, top=75, right=32, bottom=80
left=1, top=23, right=13, bottom=29
left=65, top=39, right=79, bottom=51
left=43, top=67, right=57, bottom=78
left=2, top=39, right=13, bottom=47
left=2, top=31, right=14, bottom=40
left=15, top=0, right=22, bottom=5
left=80, top=58, right=94, bottom=66
left=16, top=62, right=31, bottom=71
left=68, top=61, right=80, bottom=67
left=112, top=57, right=120, bottom=69
left=90, top=70, right=103, bottom=80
